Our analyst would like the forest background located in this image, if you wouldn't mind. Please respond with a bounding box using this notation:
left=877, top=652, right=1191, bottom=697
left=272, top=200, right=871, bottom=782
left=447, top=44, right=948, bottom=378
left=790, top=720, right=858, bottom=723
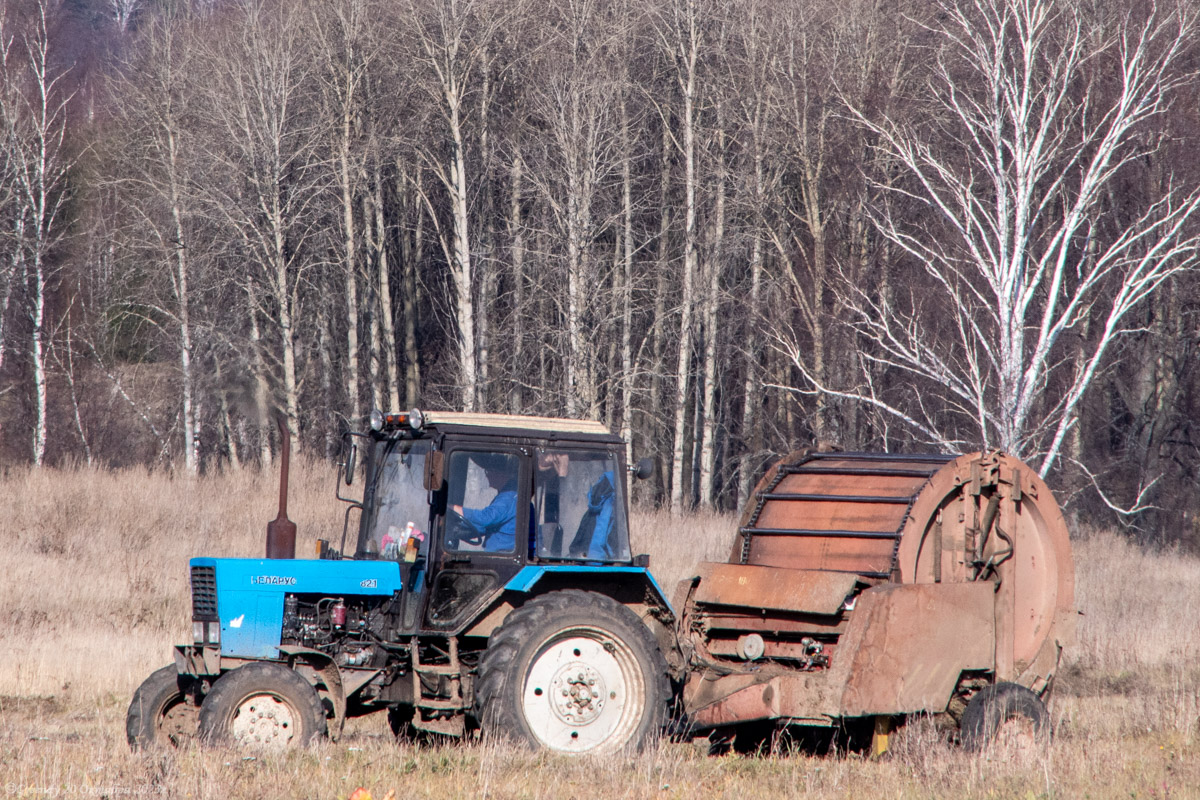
left=2, top=0, right=1199, bottom=542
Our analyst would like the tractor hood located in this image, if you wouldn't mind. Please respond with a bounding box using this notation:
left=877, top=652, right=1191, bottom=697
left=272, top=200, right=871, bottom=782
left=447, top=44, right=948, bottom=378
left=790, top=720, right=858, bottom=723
left=190, top=557, right=402, bottom=660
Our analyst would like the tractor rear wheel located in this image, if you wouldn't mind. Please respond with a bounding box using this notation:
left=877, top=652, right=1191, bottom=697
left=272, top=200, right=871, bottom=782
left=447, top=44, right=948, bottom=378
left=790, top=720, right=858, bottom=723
left=198, top=662, right=327, bottom=749
left=960, top=682, right=1048, bottom=752
left=126, top=665, right=200, bottom=749
left=475, top=590, right=670, bottom=754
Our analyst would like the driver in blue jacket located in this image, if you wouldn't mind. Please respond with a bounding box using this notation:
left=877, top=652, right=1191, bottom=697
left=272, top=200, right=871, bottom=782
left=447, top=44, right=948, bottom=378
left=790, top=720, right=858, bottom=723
left=451, top=460, right=517, bottom=551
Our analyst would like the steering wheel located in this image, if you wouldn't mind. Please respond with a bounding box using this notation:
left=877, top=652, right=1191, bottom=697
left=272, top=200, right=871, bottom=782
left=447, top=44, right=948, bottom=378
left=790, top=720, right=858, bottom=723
left=446, top=507, right=485, bottom=549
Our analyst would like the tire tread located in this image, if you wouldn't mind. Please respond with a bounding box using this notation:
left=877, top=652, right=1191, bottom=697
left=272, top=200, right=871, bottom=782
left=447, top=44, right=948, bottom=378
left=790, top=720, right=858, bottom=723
left=197, top=661, right=327, bottom=748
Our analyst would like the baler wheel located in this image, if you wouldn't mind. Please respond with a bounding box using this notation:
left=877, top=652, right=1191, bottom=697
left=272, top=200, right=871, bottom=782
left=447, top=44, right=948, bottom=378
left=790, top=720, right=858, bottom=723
left=126, top=665, right=199, bottom=749
left=960, top=682, right=1048, bottom=752
left=475, top=590, right=670, bottom=754
left=198, top=662, right=327, bottom=749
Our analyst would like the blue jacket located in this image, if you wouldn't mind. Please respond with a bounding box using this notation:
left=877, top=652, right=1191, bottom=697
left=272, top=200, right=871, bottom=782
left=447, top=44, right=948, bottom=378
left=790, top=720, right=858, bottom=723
left=583, top=471, right=616, bottom=559
left=462, top=482, right=518, bottom=551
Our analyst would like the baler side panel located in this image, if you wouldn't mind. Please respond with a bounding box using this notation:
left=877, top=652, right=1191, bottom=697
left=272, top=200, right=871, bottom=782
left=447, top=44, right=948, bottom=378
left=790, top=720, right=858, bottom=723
left=690, top=563, right=858, bottom=615
left=835, top=582, right=995, bottom=716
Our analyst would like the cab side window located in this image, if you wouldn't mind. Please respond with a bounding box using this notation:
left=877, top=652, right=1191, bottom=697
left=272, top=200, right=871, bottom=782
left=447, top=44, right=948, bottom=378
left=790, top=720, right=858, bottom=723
left=534, top=450, right=630, bottom=561
left=445, top=451, right=521, bottom=553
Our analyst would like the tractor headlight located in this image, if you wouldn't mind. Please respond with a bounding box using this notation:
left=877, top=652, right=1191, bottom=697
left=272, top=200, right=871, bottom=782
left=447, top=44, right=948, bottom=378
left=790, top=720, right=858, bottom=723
left=193, top=621, right=220, bottom=645
left=369, top=408, right=384, bottom=432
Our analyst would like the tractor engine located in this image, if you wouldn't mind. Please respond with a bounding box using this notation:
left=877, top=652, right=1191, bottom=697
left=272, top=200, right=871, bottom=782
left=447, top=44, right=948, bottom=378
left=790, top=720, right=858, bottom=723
left=280, top=594, right=392, bottom=669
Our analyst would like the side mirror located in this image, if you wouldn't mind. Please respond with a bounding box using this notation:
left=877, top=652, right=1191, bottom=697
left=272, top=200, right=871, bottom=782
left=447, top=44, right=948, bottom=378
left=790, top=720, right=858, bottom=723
left=343, top=443, right=358, bottom=485
left=633, top=457, right=654, bottom=481
left=423, top=450, right=445, bottom=491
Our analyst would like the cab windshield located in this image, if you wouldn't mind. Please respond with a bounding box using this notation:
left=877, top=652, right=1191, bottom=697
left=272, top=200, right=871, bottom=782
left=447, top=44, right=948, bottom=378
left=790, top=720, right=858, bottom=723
left=359, top=438, right=432, bottom=557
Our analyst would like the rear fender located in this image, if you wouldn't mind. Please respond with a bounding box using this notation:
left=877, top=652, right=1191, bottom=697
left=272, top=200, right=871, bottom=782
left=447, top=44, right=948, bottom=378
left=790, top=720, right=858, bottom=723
left=464, top=566, right=681, bottom=675
left=503, top=565, right=673, bottom=614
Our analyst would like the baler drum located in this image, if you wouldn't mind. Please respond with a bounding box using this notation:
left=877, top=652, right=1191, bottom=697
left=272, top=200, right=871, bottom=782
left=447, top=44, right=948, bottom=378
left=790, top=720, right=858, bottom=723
left=735, top=452, right=955, bottom=578
left=896, top=452, right=1074, bottom=682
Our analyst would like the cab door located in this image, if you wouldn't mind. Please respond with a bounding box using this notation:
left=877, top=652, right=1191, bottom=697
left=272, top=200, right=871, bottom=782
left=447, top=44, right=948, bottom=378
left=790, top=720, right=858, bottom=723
left=423, top=446, right=530, bottom=631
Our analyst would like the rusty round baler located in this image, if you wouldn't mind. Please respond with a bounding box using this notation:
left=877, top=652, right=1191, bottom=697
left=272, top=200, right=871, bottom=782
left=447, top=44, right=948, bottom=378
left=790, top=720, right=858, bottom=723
left=677, top=449, right=1075, bottom=747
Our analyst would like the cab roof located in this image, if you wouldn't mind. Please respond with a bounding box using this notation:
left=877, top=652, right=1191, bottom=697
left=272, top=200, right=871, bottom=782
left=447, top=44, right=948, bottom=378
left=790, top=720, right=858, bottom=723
left=421, top=411, right=616, bottom=438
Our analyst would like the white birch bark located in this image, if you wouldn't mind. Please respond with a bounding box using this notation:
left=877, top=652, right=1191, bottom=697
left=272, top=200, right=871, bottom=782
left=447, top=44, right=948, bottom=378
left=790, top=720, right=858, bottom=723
left=406, top=0, right=505, bottom=411
left=658, top=0, right=702, bottom=513
left=619, top=93, right=635, bottom=468
left=698, top=112, right=725, bottom=510
left=371, top=155, right=401, bottom=411
left=248, top=300, right=273, bottom=466
left=0, top=0, right=75, bottom=466
left=197, top=1, right=321, bottom=445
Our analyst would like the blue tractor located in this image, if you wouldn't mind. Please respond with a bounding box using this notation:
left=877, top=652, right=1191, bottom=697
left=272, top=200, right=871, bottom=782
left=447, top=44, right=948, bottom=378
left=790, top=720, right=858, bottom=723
left=127, top=410, right=675, bottom=754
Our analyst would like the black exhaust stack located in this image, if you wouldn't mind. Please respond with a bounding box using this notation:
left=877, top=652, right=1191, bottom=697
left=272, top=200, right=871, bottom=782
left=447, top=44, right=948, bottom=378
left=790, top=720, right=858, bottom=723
left=266, top=416, right=297, bottom=559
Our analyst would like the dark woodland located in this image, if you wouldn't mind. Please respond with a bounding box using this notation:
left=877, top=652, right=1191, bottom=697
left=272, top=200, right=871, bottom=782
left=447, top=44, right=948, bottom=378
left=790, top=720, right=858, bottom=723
left=1, top=0, right=1198, bottom=541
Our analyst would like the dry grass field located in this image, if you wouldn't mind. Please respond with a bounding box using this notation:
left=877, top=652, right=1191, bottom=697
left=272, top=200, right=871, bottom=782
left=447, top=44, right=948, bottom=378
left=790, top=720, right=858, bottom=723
left=3, top=460, right=1200, bottom=799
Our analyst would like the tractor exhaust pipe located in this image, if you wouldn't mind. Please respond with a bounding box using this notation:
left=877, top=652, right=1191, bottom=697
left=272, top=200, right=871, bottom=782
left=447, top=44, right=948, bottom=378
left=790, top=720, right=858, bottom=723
left=266, top=416, right=297, bottom=559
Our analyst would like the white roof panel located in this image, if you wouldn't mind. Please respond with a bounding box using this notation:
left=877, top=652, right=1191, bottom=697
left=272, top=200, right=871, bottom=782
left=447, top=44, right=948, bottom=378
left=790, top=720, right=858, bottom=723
left=421, top=411, right=613, bottom=435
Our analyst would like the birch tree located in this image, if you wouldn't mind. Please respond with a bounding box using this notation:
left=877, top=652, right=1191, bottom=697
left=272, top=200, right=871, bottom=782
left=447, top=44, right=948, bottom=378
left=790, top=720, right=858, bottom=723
left=196, top=0, right=327, bottom=445
left=796, top=0, right=1200, bottom=477
left=405, top=0, right=509, bottom=411
left=105, top=19, right=208, bottom=473
left=313, top=0, right=373, bottom=426
left=0, top=0, right=76, bottom=465
left=523, top=0, right=626, bottom=419
left=653, top=0, right=709, bottom=513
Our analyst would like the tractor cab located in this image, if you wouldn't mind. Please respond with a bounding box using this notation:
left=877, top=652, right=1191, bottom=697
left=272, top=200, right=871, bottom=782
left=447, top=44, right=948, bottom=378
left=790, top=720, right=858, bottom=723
left=340, top=410, right=639, bottom=635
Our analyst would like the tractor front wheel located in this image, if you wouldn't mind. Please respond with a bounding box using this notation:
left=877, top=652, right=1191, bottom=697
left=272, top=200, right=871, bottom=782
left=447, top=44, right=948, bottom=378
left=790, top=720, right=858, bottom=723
left=198, top=662, right=327, bottom=749
left=126, top=665, right=200, bottom=749
left=475, top=590, right=670, bottom=755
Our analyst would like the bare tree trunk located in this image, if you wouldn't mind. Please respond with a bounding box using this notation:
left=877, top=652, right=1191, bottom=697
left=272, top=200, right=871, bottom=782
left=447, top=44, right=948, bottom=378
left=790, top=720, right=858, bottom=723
left=248, top=299, right=273, bottom=466
left=363, top=191, right=383, bottom=412
left=698, top=111, right=726, bottom=509
left=737, top=146, right=766, bottom=509
left=165, top=123, right=198, bottom=474
left=400, top=168, right=422, bottom=406
left=606, top=238, right=622, bottom=429
left=448, top=101, right=477, bottom=410
left=272, top=217, right=301, bottom=443
left=318, top=291, right=337, bottom=456
left=646, top=123, right=672, bottom=503
left=372, top=157, right=401, bottom=411
left=508, top=155, right=525, bottom=413
left=340, top=106, right=361, bottom=426
left=476, top=44, right=494, bottom=408
left=31, top=246, right=48, bottom=464
left=619, top=94, right=635, bottom=469
left=668, top=2, right=700, bottom=514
